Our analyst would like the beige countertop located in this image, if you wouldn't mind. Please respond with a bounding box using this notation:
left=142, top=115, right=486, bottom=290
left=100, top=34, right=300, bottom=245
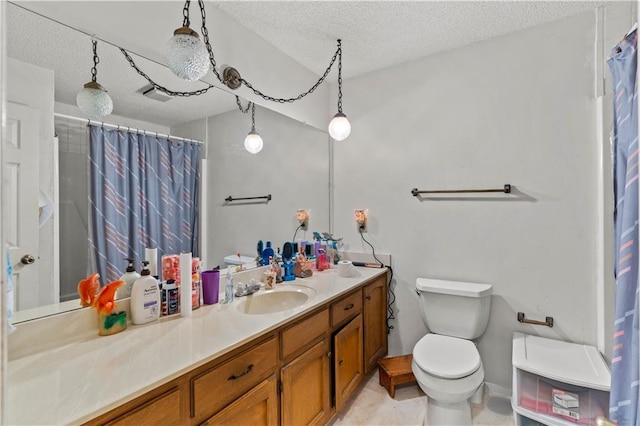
left=7, top=266, right=387, bottom=425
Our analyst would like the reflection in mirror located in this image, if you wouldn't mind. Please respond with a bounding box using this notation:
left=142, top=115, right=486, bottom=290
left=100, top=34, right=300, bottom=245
left=5, top=3, right=330, bottom=323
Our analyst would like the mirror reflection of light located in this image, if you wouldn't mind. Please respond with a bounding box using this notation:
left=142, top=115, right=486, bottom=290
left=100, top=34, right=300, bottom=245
left=244, top=131, right=264, bottom=154
left=328, top=112, right=351, bottom=141
left=76, top=85, right=113, bottom=119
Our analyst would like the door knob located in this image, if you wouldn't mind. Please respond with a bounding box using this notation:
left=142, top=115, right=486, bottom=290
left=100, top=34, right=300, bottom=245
left=20, top=254, right=35, bottom=265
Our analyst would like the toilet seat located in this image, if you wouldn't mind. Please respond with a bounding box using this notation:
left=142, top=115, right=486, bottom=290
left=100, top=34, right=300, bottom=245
left=413, top=334, right=480, bottom=379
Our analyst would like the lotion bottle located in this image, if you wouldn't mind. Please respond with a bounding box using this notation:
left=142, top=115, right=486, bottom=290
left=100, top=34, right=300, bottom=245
left=117, top=258, right=140, bottom=299
left=131, top=260, right=160, bottom=324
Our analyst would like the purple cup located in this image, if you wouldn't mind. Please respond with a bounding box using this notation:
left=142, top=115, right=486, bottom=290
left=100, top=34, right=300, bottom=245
left=201, top=270, right=220, bottom=305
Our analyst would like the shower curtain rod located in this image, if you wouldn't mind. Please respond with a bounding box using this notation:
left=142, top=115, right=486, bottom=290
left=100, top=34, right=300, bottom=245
left=54, top=113, right=203, bottom=145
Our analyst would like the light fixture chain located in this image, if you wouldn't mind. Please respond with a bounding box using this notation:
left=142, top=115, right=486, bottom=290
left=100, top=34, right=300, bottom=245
left=337, top=39, right=343, bottom=113
left=195, top=0, right=341, bottom=104
left=91, top=40, right=99, bottom=83
left=198, top=0, right=223, bottom=83
left=239, top=40, right=340, bottom=103
left=119, top=48, right=215, bottom=97
left=235, top=95, right=251, bottom=114
left=183, top=0, right=191, bottom=27
left=251, top=102, right=256, bottom=132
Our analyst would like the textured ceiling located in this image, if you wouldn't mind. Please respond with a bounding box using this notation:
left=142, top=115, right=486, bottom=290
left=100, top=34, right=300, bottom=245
left=7, top=1, right=613, bottom=127
left=215, top=1, right=607, bottom=79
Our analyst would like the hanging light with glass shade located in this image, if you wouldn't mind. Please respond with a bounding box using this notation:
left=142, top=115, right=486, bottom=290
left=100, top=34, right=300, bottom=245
left=244, top=102, right=264, bottom=154
left=166, top=0, right=210, bottom=81
left=115, top=1, right=351, bottom=140
left=76, top=40, right=113, bottom=119
left=328, top=40, right=351, bottom=141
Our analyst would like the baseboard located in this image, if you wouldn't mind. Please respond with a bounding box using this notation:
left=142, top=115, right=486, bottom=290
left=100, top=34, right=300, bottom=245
left=485, top=381, right=512, bottom=398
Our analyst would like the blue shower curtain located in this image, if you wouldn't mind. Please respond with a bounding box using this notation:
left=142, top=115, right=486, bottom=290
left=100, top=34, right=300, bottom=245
left=89, top=125, right=201, bottom=283
left=609, top=28, right=639, bottom=424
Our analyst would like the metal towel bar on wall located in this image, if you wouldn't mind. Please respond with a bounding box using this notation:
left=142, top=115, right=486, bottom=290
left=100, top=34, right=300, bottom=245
left=224, top=194, right=272, bottom=203
left=517, top=312, right=553, bottom=328
left=411, top=184, right=511, bottom=196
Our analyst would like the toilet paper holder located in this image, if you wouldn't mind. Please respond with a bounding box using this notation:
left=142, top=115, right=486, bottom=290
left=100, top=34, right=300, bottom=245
left=517, top=312, right=553, bottom=328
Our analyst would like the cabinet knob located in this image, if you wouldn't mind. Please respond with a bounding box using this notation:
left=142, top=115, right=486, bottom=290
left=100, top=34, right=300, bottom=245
left=365, top=295, right=371, bottom=300
left=339, top=359, right=343, bottom=366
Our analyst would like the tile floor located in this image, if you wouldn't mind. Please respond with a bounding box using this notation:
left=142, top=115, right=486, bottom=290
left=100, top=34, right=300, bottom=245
left=330, top=371, right=514, bottom=426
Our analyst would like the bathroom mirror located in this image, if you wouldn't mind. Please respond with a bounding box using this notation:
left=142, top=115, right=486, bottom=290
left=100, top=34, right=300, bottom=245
left=5, top=2, right=330, bottom=323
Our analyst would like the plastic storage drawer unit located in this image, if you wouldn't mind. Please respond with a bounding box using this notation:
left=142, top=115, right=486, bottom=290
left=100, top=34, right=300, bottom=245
left=512, top=332, right=610, bottom=426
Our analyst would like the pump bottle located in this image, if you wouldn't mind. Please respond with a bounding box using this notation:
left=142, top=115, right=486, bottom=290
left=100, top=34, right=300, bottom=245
left=117, top=258, right=140, bottom=299
left=130, top=261, right=161, bottom=324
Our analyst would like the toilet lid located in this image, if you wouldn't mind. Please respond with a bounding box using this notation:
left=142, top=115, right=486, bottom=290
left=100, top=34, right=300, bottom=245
left=413, top=334, right=481, bottom=379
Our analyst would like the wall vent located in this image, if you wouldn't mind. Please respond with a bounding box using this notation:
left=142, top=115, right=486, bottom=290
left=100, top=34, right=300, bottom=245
left=141, top=85, right=172, bottom=102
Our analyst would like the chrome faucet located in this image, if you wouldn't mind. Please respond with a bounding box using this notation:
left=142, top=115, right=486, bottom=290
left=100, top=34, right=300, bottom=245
left=235, top=280, right=261, bottom=297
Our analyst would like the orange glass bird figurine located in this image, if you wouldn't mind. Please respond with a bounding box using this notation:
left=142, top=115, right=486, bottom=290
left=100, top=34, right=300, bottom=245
left=94, top=280, right=127, bottom=336
left=77, top=274, right=127, bottom=336
left=77, top=273, right=100, bottom=307
left=93, top=280, right=124, bottom=315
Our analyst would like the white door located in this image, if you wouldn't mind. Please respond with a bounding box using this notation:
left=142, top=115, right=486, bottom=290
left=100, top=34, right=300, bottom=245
left=4, top=101, right=40, bottom=311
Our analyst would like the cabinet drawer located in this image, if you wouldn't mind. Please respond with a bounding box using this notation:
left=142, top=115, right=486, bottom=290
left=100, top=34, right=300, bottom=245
left=192, top=337, right=277, bottom=420
left=105, top=387, right=181, bottom=426
left=331, top=289, right=362, bottom=327
left=282, top=308, right=329, bottom=361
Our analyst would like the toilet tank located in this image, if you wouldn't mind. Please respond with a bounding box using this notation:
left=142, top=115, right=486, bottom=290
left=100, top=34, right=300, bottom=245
left=416, top=278, right=492, bottom=340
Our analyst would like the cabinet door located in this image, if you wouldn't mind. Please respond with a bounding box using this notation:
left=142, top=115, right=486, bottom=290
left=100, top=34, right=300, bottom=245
left=281, top=338, right=331, bottom=426
left=334, top=314, right=364, bottom=411
left=201, top=376, right=278, bottom=426
left=363, top=276, right=388, bottom=373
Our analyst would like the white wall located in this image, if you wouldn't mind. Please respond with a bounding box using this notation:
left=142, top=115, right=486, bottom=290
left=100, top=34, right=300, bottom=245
left=333, top=11, right=602, bottom=390
left=173, top=106, right=330, bottom=270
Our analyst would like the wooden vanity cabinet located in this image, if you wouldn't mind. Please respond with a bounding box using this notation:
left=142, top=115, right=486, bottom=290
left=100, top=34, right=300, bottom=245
left=85, top=273, right=388, bottom=426
left=363, top=275, right=388, bottom=373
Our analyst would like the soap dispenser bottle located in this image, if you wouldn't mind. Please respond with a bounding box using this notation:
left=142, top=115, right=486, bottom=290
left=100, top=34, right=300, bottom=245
left=117, top=258, right=140, bottom=299
left=131, top=261, right=160, bottom=324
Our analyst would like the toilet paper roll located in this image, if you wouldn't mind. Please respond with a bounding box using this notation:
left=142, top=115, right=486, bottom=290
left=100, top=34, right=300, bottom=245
left=337, top=260, right=359, bottom=278
left=145, top=248, right=158, bottom=277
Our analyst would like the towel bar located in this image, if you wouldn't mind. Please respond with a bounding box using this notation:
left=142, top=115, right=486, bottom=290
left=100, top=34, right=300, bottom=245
left=225, top=194, right=272, bottom=203
left=411, top=184, right=511, bottom=196
left=517, top=312, right=553, bottom=327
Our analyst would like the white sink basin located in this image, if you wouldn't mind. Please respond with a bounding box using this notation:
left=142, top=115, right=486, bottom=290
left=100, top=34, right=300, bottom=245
left=237, top=285, right=317, bottom=315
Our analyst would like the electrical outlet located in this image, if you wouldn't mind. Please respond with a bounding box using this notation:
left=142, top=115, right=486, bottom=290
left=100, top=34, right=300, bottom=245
left=296, top=209, right=309, bottom=230
left=354, top=209, right=367, bottom=232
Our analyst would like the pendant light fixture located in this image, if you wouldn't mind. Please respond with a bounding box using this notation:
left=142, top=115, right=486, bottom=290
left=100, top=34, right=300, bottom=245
left=166, top=0, right=209, bottom=81
left=117, top=1, right=351, bottom=140
left=244, top=102, right=264, bottom=154
left=328, top=40, right=351, bottom=141
left=76, top=40, right=113, bottom=119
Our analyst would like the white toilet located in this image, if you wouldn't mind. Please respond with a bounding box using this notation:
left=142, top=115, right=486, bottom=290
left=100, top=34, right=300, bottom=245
left=412, top=278, right=492, bottom=426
